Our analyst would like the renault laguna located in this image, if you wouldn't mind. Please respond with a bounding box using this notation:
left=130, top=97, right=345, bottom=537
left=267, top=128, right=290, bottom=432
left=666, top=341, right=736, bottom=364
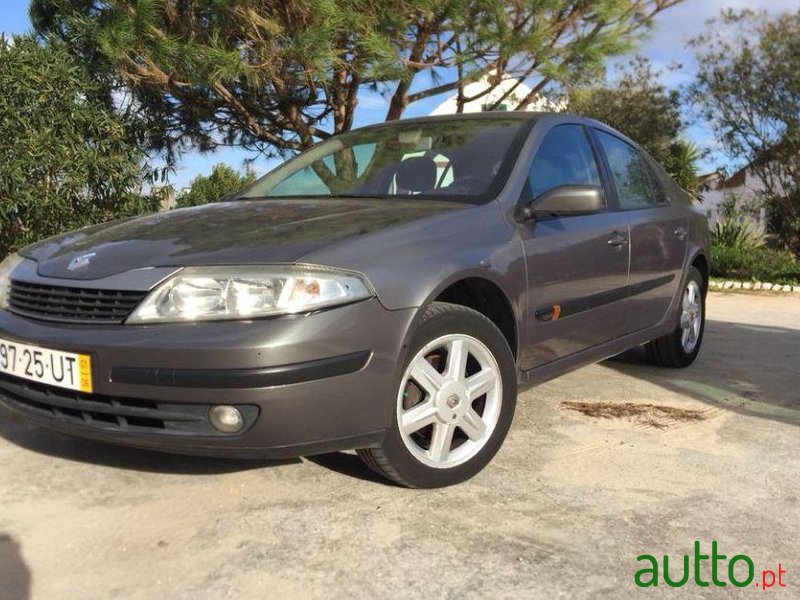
left=0, top=113, right=709, bottom=487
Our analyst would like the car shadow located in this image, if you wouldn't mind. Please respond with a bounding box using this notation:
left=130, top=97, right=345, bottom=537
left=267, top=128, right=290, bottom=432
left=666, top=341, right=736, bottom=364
left=0, top=416, right=394, bottom=483
left=0, top=416, right=298, bottom=475
left=0, top=533, right=30, bottom=600
left=0, top=417, right=397, bottom=483
left=306, top=452, right=399, bottom=486
left=604, top=319, right=800, bottom=426
left=0, top=407, right=398, bottom=482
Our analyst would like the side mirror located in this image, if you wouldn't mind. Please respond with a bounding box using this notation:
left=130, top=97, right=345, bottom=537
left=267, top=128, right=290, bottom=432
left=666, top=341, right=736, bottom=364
left=516, top=185, right=605, bottom=221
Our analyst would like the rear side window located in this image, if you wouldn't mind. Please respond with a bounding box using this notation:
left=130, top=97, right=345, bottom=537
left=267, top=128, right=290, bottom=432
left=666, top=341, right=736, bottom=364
left=595, top=130, right=657, bottom=209
left=527, top=125, right=602, bottom=199
left=643, top=158, right=669, bottom=204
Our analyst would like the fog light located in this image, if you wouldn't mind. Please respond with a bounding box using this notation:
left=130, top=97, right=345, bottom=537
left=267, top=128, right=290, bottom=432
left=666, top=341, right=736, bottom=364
left=209, top=405, right=244, bottom=433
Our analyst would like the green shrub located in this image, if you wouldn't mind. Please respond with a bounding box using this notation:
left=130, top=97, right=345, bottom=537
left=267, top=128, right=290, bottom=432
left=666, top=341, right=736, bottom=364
left=0, top=36, right=160, bottom=257
left=712, top=216, right=765, bottom=251
left=177, top=164, right=256, bottom=208
left=711, top=244, right=800, bottom=285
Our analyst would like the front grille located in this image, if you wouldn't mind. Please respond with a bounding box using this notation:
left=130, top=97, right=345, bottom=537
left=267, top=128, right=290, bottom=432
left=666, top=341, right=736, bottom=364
left=8, top=280, right=148, bottom=324
left=0, top=374, right=258, bottom=436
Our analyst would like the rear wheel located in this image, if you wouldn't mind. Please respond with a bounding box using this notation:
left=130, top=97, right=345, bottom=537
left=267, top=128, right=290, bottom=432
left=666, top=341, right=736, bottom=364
left=646, top=266, right=705, bottom=368
left=358, top=302, right=516, bottom=488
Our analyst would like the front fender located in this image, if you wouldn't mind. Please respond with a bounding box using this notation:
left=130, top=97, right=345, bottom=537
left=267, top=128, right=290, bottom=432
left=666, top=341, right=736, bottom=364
left=299, top=200, right=526, bottom=313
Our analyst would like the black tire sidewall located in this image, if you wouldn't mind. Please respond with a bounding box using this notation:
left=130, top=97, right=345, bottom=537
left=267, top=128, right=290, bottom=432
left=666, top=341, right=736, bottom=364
left=673, top=266, right=706, bottom=364
left=380, top=303, right=517, bottom=488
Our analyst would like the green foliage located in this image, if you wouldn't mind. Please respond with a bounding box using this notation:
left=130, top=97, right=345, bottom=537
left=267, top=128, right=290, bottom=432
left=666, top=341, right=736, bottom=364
left=666, top=140, right=702, bottom=201
left=32, top=0, right=683, bottom=161
left=0, top=35, right=159, bottom=257
left=178, top=164, right=255, bottom=208
left=711, top=195, right=798, bottom=283
left=567, top=57, right=682, bottom=165
left=711, top=245, right=800, bottom=285
left=712, top=216, right=765, bottom=252
left=765, top=190, right=800, bottom=256
left=691, top=9, right=800, bottom=254
left=567, top=56, right=702, bottom=197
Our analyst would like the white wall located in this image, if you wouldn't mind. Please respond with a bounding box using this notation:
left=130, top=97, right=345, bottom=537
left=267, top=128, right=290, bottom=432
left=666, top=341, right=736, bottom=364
left=701, top=172, right=768, bottom=232
left=430, top=72, right=563, bottom=115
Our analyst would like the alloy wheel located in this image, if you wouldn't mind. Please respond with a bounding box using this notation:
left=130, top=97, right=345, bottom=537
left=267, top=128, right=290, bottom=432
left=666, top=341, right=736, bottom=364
left=680, top=280, right=702, bottom=353
left=396, top=334, right=503, bottom=469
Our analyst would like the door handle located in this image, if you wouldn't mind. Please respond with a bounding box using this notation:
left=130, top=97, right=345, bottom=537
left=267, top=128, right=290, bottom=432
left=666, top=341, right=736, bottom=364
left=607, top=232, right=628, bottom=248
left=674, top=226, right=688, bottom=240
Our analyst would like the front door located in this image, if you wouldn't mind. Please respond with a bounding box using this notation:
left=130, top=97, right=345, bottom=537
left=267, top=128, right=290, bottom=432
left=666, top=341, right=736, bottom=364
left=518, top=124, right=631, bottom=370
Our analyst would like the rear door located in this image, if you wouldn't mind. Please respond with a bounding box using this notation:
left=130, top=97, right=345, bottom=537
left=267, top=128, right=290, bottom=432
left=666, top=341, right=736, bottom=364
left=518, top=124, right=631, bottom=370
left=592, top=130, right=687, bottom=333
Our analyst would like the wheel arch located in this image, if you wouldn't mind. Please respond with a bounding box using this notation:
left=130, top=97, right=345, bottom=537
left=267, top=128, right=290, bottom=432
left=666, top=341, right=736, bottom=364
left=423, top=275, right=519, bottom=360
left=691, top=252, right=710, bottom=292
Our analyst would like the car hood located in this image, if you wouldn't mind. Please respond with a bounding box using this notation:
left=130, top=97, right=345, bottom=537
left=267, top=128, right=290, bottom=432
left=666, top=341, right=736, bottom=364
left=20, top=199, right=464, bottom=280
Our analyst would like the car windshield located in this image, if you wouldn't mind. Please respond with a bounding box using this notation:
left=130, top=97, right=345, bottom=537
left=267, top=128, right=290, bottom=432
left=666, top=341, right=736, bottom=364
left=240, top=118, right=533, bottom=203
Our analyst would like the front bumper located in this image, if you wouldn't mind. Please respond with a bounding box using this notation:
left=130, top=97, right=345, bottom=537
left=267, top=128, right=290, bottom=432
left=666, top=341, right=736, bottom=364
left=0, top=299, right=416, bottom=458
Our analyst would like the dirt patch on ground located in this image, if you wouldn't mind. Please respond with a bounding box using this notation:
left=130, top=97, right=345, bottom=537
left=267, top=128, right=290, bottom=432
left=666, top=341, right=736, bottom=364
left=561, top=401, right=707, bottom=429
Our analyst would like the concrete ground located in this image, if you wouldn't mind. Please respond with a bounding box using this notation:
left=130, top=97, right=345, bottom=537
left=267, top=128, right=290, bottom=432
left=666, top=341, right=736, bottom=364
left=1, top=292, right=798, bottom=599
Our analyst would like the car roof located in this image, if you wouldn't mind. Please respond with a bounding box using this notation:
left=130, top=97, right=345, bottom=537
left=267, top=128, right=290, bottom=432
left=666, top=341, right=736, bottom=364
left=351, top=111, right=545, bottom=131
left=349, top=111, right=618, bottom=134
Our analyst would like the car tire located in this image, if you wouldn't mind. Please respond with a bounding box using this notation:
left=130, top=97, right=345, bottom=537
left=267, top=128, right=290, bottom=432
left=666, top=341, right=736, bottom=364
left=645, top=266, right=706, bottom=368
left=357, top=302, right=517, bottom=488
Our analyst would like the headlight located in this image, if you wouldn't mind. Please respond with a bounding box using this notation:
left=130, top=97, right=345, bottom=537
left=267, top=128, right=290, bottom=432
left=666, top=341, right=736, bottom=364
left=0, top=253, right=24, bottom=309
left=126, top=265, right=374, bottom=324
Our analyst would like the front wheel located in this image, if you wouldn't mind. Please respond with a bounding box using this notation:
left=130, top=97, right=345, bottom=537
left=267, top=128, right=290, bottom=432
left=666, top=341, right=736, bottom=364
left=358, top=302, right=517, bottom=488
left=646, top=266, right=706, bottom=368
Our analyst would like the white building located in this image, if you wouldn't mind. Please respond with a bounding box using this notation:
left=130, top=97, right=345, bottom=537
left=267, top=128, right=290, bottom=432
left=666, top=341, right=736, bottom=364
left=700, top=167, right=770, bottom=232
left=430, top=71, right=562, bottom=115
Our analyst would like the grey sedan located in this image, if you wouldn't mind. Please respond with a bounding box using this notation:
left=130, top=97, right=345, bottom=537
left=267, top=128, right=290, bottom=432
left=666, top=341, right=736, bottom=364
left=0, top=113, right=709, bottom=487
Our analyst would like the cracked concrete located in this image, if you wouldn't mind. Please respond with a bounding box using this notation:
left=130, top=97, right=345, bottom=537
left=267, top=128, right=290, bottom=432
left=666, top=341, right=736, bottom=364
left=0, top=292, right=798, bottom=599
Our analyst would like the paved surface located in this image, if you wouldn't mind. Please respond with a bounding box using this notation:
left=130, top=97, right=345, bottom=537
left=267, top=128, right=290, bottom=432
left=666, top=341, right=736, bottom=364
left=1, top=292, right=798, bottom=599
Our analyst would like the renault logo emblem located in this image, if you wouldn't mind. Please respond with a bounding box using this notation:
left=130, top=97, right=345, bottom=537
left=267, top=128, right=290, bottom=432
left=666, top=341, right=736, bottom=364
left=67, top=253, right=96, bottom=271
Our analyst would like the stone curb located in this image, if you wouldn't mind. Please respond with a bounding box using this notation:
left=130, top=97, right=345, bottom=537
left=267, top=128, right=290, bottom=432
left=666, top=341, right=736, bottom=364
left=709, top=279, right=800, bottom=293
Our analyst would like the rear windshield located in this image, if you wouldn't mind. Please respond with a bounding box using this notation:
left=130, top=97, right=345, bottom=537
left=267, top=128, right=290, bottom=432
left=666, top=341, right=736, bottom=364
left=240, top=118, right=533, bottom=204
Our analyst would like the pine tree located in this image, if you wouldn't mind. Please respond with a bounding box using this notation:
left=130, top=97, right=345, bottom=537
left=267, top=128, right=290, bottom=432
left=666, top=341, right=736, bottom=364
left=32, top=0, right=682, bottom=161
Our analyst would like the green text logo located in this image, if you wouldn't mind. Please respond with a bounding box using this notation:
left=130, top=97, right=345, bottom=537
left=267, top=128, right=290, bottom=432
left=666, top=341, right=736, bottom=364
left=635, top=541, right=787, bottom=589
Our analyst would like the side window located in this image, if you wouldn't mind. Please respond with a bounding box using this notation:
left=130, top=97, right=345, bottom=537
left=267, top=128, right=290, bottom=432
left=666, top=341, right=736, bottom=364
left=267, top=165, right=329, bottom=196
left=527, top=125, right=602, bottom=199
left=643, top=159, right=669, bottom=204
left=595, top=130, right=657, bottom=209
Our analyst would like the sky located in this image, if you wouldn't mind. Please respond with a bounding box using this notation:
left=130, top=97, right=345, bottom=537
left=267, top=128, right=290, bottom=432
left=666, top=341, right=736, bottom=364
left=2, top=0, right=798, bottom=187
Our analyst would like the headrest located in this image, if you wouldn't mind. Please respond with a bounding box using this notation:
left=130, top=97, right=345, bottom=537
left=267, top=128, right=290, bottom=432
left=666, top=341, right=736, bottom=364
left=395, top=157, right=437, bottom=192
